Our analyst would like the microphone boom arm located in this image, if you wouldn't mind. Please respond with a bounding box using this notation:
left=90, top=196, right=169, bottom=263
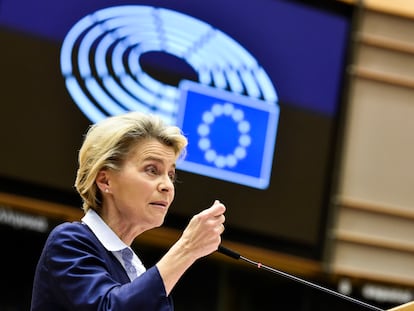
left=218, top=245, right=384, bottom=311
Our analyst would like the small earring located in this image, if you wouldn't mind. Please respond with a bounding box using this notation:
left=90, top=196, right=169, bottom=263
left=105, top=188, right=109, bottom=193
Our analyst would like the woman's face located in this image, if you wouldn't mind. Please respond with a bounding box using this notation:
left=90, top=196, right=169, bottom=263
left=102, top=138, right=178, bottom=233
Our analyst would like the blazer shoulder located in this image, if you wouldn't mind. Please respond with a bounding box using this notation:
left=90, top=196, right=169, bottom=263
left=45, top=220, right=101, bottom=252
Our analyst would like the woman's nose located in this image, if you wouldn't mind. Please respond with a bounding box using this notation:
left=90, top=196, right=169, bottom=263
left=158, top=175, right=174, bottom=192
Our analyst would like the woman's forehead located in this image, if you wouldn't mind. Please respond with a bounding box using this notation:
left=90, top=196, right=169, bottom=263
left=131, top=139, right=177, bottom=163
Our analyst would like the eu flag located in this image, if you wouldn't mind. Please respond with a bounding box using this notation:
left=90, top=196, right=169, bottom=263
left=176, top=81, right=279, bottom=189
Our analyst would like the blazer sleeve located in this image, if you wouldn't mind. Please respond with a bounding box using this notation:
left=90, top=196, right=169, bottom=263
left=31, top=222, right=173, bottom=311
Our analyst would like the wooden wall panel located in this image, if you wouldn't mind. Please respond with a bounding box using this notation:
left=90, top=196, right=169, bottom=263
left=328, top=8, right=414, bottom=290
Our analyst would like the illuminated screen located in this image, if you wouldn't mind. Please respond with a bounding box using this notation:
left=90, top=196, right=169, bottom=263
left=0, top=0, right=354, bottom=259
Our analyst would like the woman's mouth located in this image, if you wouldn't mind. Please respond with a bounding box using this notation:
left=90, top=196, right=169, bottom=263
left=150, top=201, right=168, bottom=209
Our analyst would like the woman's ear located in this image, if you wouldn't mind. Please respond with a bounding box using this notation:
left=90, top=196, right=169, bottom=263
left=96, top=170, right=110, bottom=193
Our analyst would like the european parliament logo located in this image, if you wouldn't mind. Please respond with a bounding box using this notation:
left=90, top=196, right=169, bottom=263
left=177, top=81, right=279, bottom=189
left=60, top=5, right=280, bottom=190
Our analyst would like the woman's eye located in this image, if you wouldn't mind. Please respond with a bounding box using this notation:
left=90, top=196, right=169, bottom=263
left=146, top=166, right=158, bottom=175
left=169, top=171, right=176, bottom=182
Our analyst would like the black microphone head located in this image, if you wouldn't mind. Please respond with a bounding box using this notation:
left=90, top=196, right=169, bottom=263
left=218, top=245, right=240, bottom=260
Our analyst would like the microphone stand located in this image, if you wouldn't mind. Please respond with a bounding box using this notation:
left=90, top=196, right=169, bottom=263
left=218, top=245, right=384, bottom=311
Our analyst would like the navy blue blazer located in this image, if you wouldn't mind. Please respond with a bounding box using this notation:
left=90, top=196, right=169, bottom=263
left=30, top=221, right=174, bottom=310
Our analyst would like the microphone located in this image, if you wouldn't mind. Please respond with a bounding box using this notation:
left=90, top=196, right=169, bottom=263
left=217, top=245, right=384, bottom=311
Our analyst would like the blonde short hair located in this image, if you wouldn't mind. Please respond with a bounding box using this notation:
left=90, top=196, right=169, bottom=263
left=75, top=112, right=188, bottom=212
